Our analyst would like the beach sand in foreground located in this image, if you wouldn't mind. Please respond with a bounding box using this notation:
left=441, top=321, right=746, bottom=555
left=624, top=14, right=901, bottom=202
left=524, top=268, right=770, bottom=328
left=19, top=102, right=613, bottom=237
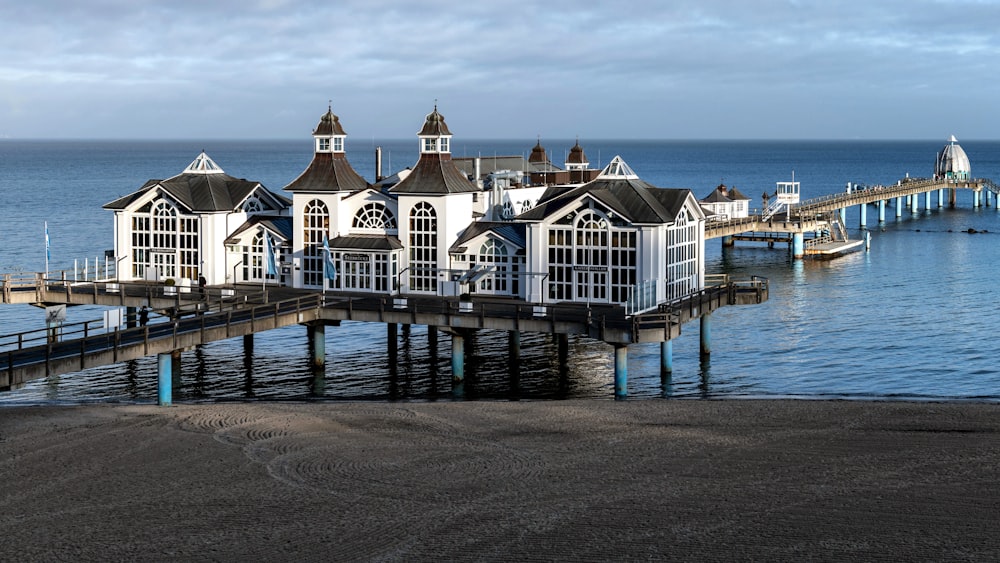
left=0, top=400, right=997, bottom=561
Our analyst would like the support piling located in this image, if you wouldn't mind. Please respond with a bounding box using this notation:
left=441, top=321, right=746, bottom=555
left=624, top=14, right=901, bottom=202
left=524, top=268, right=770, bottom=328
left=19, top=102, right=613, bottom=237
left=700, top=313, right=712, bottom=357
left=157, top=352, right=172, bottom=406
left=614, top=344, right=628, bottom=398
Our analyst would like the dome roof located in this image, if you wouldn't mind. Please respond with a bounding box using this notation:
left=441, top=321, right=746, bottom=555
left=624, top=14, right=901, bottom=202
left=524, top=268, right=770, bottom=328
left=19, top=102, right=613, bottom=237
left=313, top=106, right=347, bottom=136
left=566, top=140, right=588, bottom=164
left=528, top=139, right=548, bottom=163
left=418, top=105, right=452, bottom=136
left=935, top=135, right=971, bottom=177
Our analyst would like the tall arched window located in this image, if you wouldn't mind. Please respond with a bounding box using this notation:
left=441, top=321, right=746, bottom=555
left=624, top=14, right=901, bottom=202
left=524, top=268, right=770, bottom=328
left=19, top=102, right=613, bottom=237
left=667, top=210, right=699, bottom=299
left=575, top=211, right=609, bottom=302
left=151, top=201, right=179, bottom=279
left=352, top=202, right=397, bottom=231
left=152, top=201, right=177, bottom=250
left=303, top=199, right=330, bottom=287
left=409, top=202, right=437, bottom=293
left=478, top=238, right=510, bottom=294
left=241, top=232, right=266, bottom=282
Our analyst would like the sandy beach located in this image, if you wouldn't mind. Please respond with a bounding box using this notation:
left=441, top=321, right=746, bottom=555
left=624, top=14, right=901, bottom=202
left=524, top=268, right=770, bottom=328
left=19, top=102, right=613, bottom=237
left=0, top=399, right=997, bottom=561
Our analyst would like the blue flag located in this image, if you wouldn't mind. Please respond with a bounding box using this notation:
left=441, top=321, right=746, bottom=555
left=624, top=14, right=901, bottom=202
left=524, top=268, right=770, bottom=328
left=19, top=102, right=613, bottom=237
left=264, top=232, right=278, bottom=276
left=322, top=237, right=337, bottom=282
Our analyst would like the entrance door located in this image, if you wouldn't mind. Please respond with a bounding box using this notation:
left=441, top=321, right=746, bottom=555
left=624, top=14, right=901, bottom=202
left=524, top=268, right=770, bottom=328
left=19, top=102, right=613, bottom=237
left=152, top=252, right=176, bottom=280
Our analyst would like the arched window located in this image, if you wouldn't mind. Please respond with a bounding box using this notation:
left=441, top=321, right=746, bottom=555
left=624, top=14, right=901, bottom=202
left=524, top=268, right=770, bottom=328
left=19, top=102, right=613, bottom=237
left=152, top=201, right=177, bottom=250
left=667, top=208, right=699, bottom=299
left=352, top=202, right=397, bottom=231
left=477, top=238, right=511, bottom=294
left=409, top=202, right=437, bottom=292
left=574, top=211, right=608, bottom=302
left=303, top=199, right=330, bottom=287
left=242, top=196, right=264, bottom=213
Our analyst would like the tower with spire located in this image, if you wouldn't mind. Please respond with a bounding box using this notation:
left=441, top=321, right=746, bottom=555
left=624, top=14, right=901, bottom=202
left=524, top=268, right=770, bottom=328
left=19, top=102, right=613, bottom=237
left=390, top=105, right=479, bottom=293
left=284, top=105, right=370, bottom=288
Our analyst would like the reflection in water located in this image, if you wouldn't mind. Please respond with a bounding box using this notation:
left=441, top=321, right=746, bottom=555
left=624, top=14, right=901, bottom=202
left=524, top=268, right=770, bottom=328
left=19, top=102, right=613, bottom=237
left=242, top=339, right=255, bottom=398
left=125, top=360, right=139, bottom=398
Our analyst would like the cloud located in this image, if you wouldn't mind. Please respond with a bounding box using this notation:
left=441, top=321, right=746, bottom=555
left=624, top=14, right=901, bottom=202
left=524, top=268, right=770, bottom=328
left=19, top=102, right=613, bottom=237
left=2, top=0, right=999, bottom=139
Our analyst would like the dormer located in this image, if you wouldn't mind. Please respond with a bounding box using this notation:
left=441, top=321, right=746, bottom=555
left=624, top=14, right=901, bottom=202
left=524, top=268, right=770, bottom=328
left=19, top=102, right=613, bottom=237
left=313, top=105, right=347, bottom=154
left=417, top=104, right=452, bottom=155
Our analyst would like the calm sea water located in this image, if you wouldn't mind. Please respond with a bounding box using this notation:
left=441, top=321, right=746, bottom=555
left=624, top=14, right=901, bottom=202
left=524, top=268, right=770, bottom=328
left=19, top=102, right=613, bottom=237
left=2, top=138, right=1000, bottom=404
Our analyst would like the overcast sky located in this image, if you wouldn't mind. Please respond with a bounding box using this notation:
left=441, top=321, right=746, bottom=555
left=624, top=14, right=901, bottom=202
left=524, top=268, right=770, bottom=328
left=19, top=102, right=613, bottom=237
left=2, top=0, right=998, bottom=140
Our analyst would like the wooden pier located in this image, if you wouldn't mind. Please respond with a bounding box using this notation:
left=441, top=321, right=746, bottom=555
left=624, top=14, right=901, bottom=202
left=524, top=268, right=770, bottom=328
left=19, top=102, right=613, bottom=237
left=0, top=274, right=768, bottom=399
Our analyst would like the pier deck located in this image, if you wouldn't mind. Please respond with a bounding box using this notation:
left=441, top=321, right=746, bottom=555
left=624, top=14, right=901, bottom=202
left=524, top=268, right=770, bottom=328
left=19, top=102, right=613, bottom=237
left=0, top=276, right=768, bottom=391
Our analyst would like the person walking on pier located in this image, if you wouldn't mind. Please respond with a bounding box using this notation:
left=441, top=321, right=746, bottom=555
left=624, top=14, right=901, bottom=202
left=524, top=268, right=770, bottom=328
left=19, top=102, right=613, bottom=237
left=139, top=306, right=149, bottom=327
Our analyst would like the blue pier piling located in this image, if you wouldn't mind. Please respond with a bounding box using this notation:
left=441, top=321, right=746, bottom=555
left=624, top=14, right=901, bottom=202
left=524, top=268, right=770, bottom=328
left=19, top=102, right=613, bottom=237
left=839, top=207, right=846, bottom=225
left=157, top=352, right=172, bottom=406
left=974, top=190, right=981, bottom=208
left=722, top=235, right=734, bottom=247
left=661, top=341, right=673, bottom=375
left=910, top=193, right=919, bottom=213
left=925, top=190, right=932, bottom=211
left=896, top=196, right=903, bottom=218
left=451, top=333, right=465, bottom=382
left=614, top=344, right=628, bottom=398
left=700, top=313, right=712, bottom=357
left=878, top=200, right=885, bottom=223
left=311, top=324, right=325, bottom=368
left=859, top=202, right=867, bottom=228
left=939, top=188, right=945, bottom=208
left=792, top=232, right=804, bottom=259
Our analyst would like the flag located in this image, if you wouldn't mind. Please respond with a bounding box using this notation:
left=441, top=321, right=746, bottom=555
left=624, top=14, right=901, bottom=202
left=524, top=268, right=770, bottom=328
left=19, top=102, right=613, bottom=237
left=264, top=232, right=278, bottom=276
left=45, top=222, right=50, bottom=262
left=322, top=237, right=337, bottom=282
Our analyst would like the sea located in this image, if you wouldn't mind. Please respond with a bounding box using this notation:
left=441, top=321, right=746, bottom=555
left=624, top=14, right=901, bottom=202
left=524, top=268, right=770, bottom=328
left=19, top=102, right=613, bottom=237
left=2, top=138, right=1000, bottom=405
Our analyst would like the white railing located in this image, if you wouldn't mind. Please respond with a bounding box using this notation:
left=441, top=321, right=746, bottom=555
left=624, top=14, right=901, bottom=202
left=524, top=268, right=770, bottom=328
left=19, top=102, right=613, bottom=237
left=625, top=279, right=659, bottom=316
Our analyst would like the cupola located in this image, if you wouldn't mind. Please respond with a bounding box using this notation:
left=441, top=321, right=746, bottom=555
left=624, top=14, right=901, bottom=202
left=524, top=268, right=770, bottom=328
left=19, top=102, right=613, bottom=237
left=528, top=139, right=548, bottom=164
left=313, top=105, right=347, bottom=154
left=184, top=151, right=225, bottom=174
left=566, top=139, right=589, bottom=171
left=417, top=104, right=452, bottom=155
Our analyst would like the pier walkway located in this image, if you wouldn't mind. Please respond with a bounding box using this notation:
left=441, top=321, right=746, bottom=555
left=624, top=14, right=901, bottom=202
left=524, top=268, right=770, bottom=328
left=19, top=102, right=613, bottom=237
left=704, top=177, right=997, bottom=257
left=0, top=274, right=768, bottom=396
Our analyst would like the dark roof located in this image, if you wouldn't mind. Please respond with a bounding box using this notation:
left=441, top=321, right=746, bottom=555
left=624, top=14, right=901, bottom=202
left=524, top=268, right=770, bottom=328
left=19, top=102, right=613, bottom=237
left=104, top=172, right=275, bottom=213
left=418, top=106, right=452, bottom=136
left=518, top=177, right=691, bottom=224
left=449, top=221, right=527, bottom=253
left=389, top=153, right=479, bottom=194
left=224, top=215, right=293, bottom=244
left=700, top=187, right=731, bottom=203
left=529, top=140, right=548, bottom=164
left=566, top=141, right=588, bottom=164
left=329, top=234, right=403, bottom=251
left=283, top=152, right=369, bottom=193
left=314, top=106, right=347, bottom=137
left=728, top=186, right=750, bottom=200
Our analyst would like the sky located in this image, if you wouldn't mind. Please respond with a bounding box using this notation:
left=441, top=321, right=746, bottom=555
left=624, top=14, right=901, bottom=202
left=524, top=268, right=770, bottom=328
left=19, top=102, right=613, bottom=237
left=2, top=0, right=999, bottom=140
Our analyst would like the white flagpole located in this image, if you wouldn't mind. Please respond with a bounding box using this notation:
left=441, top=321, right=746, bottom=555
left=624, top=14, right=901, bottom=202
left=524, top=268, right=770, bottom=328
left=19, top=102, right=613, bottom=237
left=44, top=221, right=49, bottom=279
